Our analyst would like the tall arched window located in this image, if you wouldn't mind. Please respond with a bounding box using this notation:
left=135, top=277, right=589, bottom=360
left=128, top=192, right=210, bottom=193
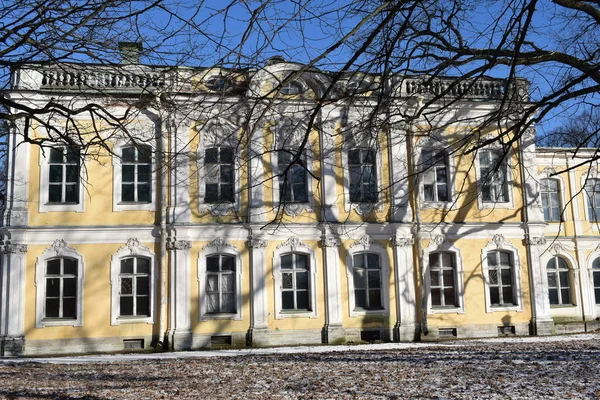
left=546, top=256, right=572, bottom=305
left=486, top=251, right=516, bottom=306
left=429, top=251, right=457, bottom=307
left=352, top=252, right=382, bottom=310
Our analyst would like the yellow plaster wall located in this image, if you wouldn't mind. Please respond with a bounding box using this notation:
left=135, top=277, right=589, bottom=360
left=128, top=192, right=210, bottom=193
left=24, top=242, right=159, bottom=341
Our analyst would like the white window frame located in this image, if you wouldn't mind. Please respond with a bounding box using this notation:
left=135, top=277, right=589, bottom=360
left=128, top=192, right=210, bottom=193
left=112, top=141, right=157, bottom=212
left=38, top=146, right=85, bottom=213
left=583, top=177, right=600, bottom=223
left=539, top=168, right=567, bottom=233
left=423, top=237, right=465, bottom=314
left=417, top=143, right=458, bottom=209
left=272, top=236, right=318, bottom=319
left=271, top=118, right=315, bottom=216
left=197, top=119, right=241, bottom=216
left=35, top=240, right=84, bottom=328
left=476, top=147, right=515, bottom=209
left=197, top=237, right=243, bottom=321
left=110, top=239, right=157, bottom=325
left=545, top=255, right=575, bottom=307
left=480, top=236, right=523, bottom=313
left=588, top=253, right=600, bottom=312
left=540, top=178, right=562, bottom=223
left=346, top=236, right=390, bottom=317
left=341, top=128, right=384, bottom=216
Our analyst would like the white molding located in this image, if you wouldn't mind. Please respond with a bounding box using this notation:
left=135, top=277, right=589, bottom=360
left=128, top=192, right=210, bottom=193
left=35, top=240, right=85, bottom=328
left=480, top=234, right=524, bottom=313
left=272, top=236, right=318, bottom=319
left=38, top=146, right=85, bottom=213
left=109, top=238, right=157, bottom=325
left=111, top=140, right=157, bottom=212
left=197, top=237, right=243, bottom=321
left=423, top=237, right=466, bottom=314
left=345, top=235, right=390, bottom=317
left=539, top=246, right=582, bottom=317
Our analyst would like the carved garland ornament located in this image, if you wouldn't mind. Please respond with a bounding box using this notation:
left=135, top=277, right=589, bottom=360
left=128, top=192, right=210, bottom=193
left=276, top=236, right=309, bottom=251
left=202, top=237, right=235, bottom=252
left=350, top=235, right=383, bottom=250
left=167, top=240, right=192, bottom=251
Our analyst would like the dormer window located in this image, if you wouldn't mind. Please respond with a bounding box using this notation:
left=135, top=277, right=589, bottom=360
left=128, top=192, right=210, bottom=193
left=206, top=76, right=228, bottom=91
left=281, top=81, right=303, bottom=95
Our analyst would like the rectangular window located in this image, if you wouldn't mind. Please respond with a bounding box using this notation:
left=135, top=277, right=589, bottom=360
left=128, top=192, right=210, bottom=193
left=593, top=258, right=600, bottom=305
left=205, top=255, right=236, bottom=314
left=422, top=150, right=449, bottom=202
left=541, top=179, right=561, bottom=222
left=278, top=150, right=308, bottom=203
left=429, top=252, right=457, bottom=307
left=348, top=148, right=377, bottom=203
left=487, top=251, right=516, bottom=306
left=121, top=146, right=152, bottom=203
left=280, top=253, right=310, bottom=311
left=119, top=257, right=150, bottom=317
left=585, top=179, right=600, bottom=222
left=352, top=253, right=382, bottom=310
left=45, top=258, right=78, bottom=319
left=48, top=147, right=80, bottom=204
left=205, top=147, right=234, bottom=203
left=479, top=150, right=509, bottom=203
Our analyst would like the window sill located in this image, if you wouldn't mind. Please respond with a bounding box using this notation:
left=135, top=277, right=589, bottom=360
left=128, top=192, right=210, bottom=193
left=350, top=308, right=388, bottom=317
left=112, top=315, right=154, bottom=325
left=428, top=306, right=465, bottom=315
left=114, top=201, right=156, bottom=212
left=487, top=304, right=522, bottom=313
left=421, top=201, right=457, bottom=210
left=200, top=312, right=241, bottom=321
left=276, top=310, right=317, bottom=319
left=38, top=318, right=81, bottom=328
left=479, top=199, right=513, bottom=210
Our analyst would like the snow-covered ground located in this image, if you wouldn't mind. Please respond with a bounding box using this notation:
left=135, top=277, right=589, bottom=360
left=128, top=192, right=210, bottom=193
left=1, top=333, right=599, bottom=399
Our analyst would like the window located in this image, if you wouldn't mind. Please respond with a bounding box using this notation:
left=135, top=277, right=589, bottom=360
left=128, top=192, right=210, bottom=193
left=546, top=256, right=572, bottom=306
left=429, top=252, right=457, bottom=307
left=121, top=146, right=151, bottom=203
left=278, top=149, right=308, bottom=203
left=281, top=81, right=303, bottom=95
left=422, top=150, right=449, bottom=202
left=486, top=251, right=516, bottom=306
left=44, top=258, right=78, bottom=320
left=110, top=239, right=156, bottom=325
left=48, top=147, right=80, bottom=204
left=205, top=147, right=234, bottom=203
left=585, top=178, right=600, bottom=222
left=348, top=148, right=377, bottom=203
left=479, top=150, right=509, bottom=203
left=118, top=257, right=151, bottom=317
left=205, top=255, right=236, bottom=314
left=541, top=179, right=561, bottom=222
left=206, top=76, right=227, bottom=91
left=280, top=253, right=310, bottom=311
left=35, top=240, right=84, bottom=327
left=352, top=253, right=382, bottom=310
left=593, top=258, right=600, bottom=305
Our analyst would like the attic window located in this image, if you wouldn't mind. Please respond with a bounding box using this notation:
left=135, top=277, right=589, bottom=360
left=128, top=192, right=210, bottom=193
left=348, top=79, right=370, bottom=93
left=206, top=76, right=228, bottom=91
left=281, top=81, right=303, bottom=95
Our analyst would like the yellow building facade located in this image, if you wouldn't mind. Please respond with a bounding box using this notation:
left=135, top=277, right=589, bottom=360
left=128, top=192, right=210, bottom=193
left=1, top=57, right=598, bottom=356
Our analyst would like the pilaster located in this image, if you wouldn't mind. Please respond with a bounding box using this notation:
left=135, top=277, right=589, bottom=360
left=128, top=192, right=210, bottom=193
left=4, top=120, right=30, bottom=227
left=391, top=231, right=419, bottom=341
left=319, top=105, right=340, bottom=222
left=0, top=243, right=28, bottom=356
left=248, top=123, right=266, bottom=223
left=526, top=235, right=554, bottom=335
left=166, top=240, right=192, bottom=350
left=248, top=237, right=269, bottom=345
left=169, top=116, right=192, bottom=223
left=321, top=229, right=344, bottom=343
left=388, top=122, right=412, bottom=222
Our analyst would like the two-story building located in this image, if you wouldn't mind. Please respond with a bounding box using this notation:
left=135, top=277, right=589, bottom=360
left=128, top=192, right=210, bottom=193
left=1, top=53, right=598, bottom=356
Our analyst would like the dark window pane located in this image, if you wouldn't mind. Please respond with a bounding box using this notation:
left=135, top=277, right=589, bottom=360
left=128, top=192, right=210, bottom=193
left=138, top=165, right=151, bottom=183
left=354, top=290, right=366, bottom=308
left=296, top=291, right=309, bottom=310
left=206, top=256, right=219, bottom=272
left=353, top=254, right=364, bottom=269
left=368, top=270, right=380, bottom=289
left=136, top=258, right=150, bottom=274
left=367, top=253, right=379, bottom=269
left=595, top=289, right=600, bottom=305
left=65, top=165, right=78, bottom=183
left=138, top=184, right=151, bottom=202
left=122, top=165, right=135, bottom=182
left=501, top=269, right=513, bottom=285
left=64, top=184, right=78, bottom=203
left=120, top=297, right=134, bottom=316
left=220, top=165, right=233, bottom=183
left=220, top=148, right=234, bottom=164
left=281, top=272, right=293, bottom=289
left=490, top=287, right=500, bottom=305
left=49, top=165, right=62, bottom=183
left=561, top=289, right=571, bottom=305
left=222, top=273, right=235, bottom=292
left=205, top=148, right=218, bottom=164
left=136, top=296, right=149, bottom=316
left=138, top=147, right=152, bottom=164
left=49, top=148, right=63, bottom=163
left=121, top=258, right=134, bottom=274
left=63, top=259, right=77, bottom=275
left=282, top=291, right=294, bottom=310
left=348, top=149, right=360, bottom=165
left=442, top=269, right=455, bottom=287
left=205, top=184, right=218, bottom=202
left=63, top=278, right=77, bottom=297
left=221, top=256, right=235, bottom=271
left=296, top=271, right=308, bottom=290
left=559, top=271, right=569, bottom=287
left=502, top=287, right=514, bottom=305
left=46, top=278, right=60, bottom=297
left=548, top=288, right=559, bottom=305
left=122, top=147, right=136, bottom=162
left=122, top=184, right=135, bottom=202
left=437, top=184, right=448, bottom=201
left=221, top=184, right=234, bottom=202
left=62, top=298, right=77, bottom=319
left=48, top=185, right=62, bottom=203
left=281, top=255, right=293, bottom=269
left=136, top=277, right=149, bottom=295
left=431, top=289, right=441, bottom=306
left=354, top=270, right=366, bottom=289
left=443, top=288, right=456, bottom=306
left=368, top=289, right=382, bottom=308
left=295, top=254, right=307, bottom=270
left=222, top=293, right=236, bottom=313
left=47, top=259, right=61, bottom=275
left=206, top=293, right=218, bottom=313
left=45, top=298, right=60, bottom=318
